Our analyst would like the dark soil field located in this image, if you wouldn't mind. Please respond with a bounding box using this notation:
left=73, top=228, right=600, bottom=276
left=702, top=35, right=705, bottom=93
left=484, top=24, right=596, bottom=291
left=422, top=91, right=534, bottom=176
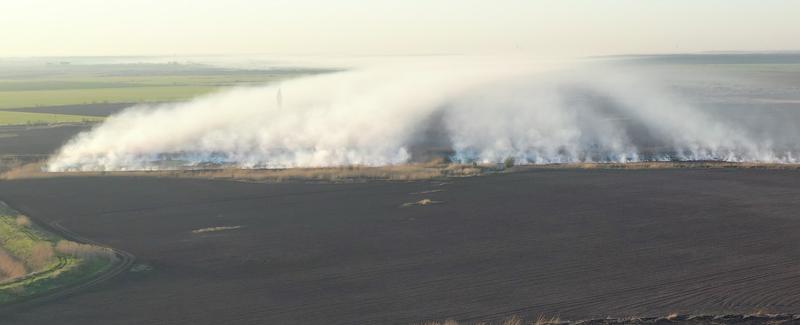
left=1, top=168, right=800, bottom=324
left=0, top=124, right=89, bottom=157
left=4, top=103, right=135, bottom=117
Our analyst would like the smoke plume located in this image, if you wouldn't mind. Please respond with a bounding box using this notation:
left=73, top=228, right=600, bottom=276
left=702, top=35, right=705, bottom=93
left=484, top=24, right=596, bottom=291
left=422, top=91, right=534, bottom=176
left=46, top=58, right=800, bottom=171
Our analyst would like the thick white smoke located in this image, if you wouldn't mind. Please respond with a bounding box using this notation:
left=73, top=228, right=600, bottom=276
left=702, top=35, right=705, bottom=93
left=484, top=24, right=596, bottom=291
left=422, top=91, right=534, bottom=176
left=47, top=59, right=799, bottom=172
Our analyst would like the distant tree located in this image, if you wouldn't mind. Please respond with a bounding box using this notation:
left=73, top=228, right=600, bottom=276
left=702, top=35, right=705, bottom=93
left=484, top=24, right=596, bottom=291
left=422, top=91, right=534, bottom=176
left=504, top=157, right=516, bottom=169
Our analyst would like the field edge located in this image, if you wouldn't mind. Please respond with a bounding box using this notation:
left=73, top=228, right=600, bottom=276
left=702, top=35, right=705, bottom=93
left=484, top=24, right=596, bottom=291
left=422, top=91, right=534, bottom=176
left=0, top=202, right=135, bottom=311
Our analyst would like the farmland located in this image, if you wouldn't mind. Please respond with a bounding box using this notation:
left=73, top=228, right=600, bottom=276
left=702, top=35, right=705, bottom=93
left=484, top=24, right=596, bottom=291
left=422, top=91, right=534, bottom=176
left=0, top=60, right=327, bottom=124
left=3, top=111, right=800, bottom=323
left=0, top=203, right=118, bottom=305
left=0, top=86, right=217, bottom=110
left=0, top=111, right=102, bottom=126
left=2, top=168, right=800, bottom=324
left=1, top=54, right=800, bottom=324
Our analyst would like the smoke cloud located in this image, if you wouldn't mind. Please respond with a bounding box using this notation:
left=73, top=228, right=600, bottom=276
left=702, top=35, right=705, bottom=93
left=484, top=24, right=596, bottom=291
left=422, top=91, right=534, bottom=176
left=46, top=58, right=800, bottom=172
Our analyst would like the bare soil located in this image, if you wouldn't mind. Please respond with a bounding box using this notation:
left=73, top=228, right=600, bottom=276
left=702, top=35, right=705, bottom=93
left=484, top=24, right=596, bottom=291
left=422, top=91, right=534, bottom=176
left=1, top=168, right=800, bottom=324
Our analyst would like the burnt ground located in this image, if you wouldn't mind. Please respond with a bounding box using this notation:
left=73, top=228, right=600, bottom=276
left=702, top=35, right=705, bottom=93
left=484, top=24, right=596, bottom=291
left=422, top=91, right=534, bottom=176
left=0, top=124, right=89, bottom=174
left=1, top=169, right=800, bottom=324
left=0, top=124, right=89, bottom=157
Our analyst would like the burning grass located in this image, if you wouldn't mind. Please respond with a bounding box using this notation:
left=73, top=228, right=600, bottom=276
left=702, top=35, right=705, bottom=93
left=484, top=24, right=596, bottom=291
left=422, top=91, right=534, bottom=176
left=527, top=161, right=800, bottom=170
left=3, top=160, right=800, bottom=184
left=1, top=161, right=487, bottom=183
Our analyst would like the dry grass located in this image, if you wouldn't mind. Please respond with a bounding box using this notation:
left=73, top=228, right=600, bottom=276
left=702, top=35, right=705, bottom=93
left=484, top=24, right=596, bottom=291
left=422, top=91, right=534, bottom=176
left=1, top=161, right=486, bottom=183
left=192, top=226, right=242, bottom=234
left=531, top=161, right=800, bottom=170
left=55, top=240, right=115, bottom=260
left=28, top=242, right=55, bottom=269
left=418, top=315, right=560, bottom=325
left=532, top=315, right=561, bottom=325
left=5, top=160, right=800, bottom=184
left=413, top=312, right=800, bottom=325
left=750, top=308, right=770, bottom=316
left=221, top=165, right=449, bottom=182
left=0, top=247, right=27, bottom=281
left=420, top=320, right=460, bottom=325
left=1, top=162, right=44, bottom=180
left=444, top=164, right=485, bottom=176
left=0, top=156, right=25, bottom=175
left=15, top=215, right=31, bottom=227
left=503, top=315, right=524, bottom=325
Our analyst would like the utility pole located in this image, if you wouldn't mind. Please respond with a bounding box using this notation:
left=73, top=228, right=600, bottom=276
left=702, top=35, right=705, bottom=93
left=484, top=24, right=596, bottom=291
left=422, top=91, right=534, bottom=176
left=276, top=87, right=283, bottom=109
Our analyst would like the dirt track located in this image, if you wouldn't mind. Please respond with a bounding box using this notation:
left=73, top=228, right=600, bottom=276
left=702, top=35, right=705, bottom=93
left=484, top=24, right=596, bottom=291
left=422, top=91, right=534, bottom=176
left=1, top=169, right=800, bottom=324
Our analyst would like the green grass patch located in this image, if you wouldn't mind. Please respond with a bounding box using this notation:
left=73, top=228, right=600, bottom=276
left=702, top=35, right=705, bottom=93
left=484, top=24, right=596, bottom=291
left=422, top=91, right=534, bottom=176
left=0, top=80, right=141, bottom=92
left=0, top=205, right=117, bottom=305
left=0, top=217, right=42, bottom=261
left=0, top=256, right=112, bottom=304
left=0, top=61, right=325, bottom=125
left=39, top=74, right=297, bottom=88
left=0, top=69, right=316, bottom=109
left=0, top=86, right=219, bottom=109
left=0, top=110, right=103, bottom=125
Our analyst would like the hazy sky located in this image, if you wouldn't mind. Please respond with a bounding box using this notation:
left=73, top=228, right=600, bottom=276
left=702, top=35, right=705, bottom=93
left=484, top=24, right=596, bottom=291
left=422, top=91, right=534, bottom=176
left=2, top=0, right=799, bottom=57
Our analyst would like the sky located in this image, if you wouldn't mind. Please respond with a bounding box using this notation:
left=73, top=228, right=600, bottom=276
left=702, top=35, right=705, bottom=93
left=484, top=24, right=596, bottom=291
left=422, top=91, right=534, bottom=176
left=1, top=0, right=799, bottom=58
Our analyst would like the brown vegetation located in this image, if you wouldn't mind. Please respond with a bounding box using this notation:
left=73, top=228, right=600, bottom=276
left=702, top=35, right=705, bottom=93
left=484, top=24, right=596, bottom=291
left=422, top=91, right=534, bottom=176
left=0, top=156, right=25, bottom=175
left=420, top=320, right=459, bottom=325
left=15, top=215, right=31, bottom=227
left=1, top=161, right=487, bottom=182
left=0, top=247, right=27, bottom=281
left=529, top=161, right=800, bottom=170
left=55, top=240, right=115, bottom=260
left=418, top=315, right=558, bottom=325
left=533, top=315, right=561, bottom=325
left=415, top=313, right=800, bottom=325
left=5, top=160, right=800, bottom=184
left=28, top=242, right=55, bottom=269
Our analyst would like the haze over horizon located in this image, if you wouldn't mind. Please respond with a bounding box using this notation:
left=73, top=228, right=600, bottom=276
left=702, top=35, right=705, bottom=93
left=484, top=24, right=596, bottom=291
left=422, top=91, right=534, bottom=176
left=2, top=0, right=800, bottom=58
left=7, top=2, right=800, bottom=325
